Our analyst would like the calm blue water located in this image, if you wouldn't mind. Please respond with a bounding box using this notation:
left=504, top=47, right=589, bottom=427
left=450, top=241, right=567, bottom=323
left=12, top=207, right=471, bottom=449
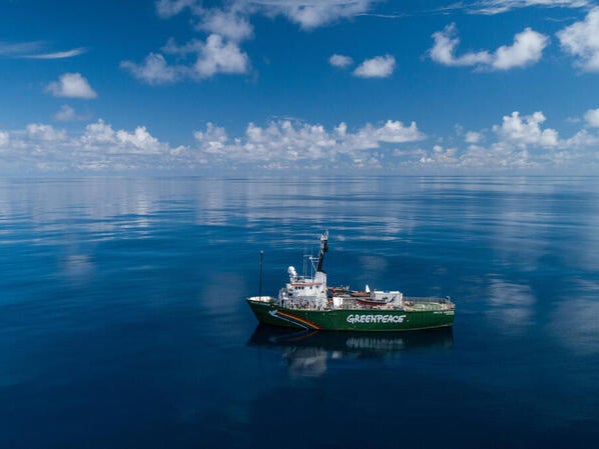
left=1, top=176, right=599, bottom=448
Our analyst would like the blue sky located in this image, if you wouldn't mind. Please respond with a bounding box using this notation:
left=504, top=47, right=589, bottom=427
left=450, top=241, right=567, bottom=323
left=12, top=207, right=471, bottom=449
left=2, top=0, right=599, bottom=174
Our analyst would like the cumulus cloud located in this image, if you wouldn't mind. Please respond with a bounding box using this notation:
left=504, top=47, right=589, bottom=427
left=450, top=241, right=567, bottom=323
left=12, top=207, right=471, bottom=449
left=7, top=110, right=599, bottom=173
left=393, top=109, right=598, bottom=171
left=26, top=123, right=67, bottom=141
left=492, top=28, right=548, bottom=69
left=430, top=24, right=548, bottom=70
left=584, top=108, right=599, bottom=127
left=430, top=24, right=492, bottom=66
left=193, top=34, right=249, bottom=78
left=0, top=119, right=189, bottom=172
left=193, top=119, right=424, bottom=166
left=329, top=54, right=353, bottom=68
left=465, top=131, right=483, bottom=143
left=53, top=105, right=90, bottom=122
left=123, top=35, right=248, bottom=83
left=80, top=120, right=173, bottom=155
left=121, top=53, right=182, bottom=85
left=0, top=131, right=9, bottom=147
left=54, top=105, right=77, bottom=122
left=557, top=8, right=599, bottom=71
left=493, top=111, right=559, bottom=147
left=130, top=0, right=380, bottom=85
left=353, top=55, right=395, bottom=78
left=46, top=73, right=97, bottom=99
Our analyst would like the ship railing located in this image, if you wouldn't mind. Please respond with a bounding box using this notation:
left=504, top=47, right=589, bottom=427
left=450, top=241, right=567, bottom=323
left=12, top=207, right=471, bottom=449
left=402, top=296, right=455, bottom=310
left=279, top=297, right=326, bottom=310
left=403, top=296, right=452, bottom=303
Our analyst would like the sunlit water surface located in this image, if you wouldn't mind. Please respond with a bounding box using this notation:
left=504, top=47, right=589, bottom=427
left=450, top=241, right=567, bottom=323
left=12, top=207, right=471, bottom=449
left=1, top=176, right=599, bottom=448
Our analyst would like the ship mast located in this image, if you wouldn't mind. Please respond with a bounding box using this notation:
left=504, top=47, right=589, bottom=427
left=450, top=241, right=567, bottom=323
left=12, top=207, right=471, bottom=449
left=316, top=231, right=329, bottom=273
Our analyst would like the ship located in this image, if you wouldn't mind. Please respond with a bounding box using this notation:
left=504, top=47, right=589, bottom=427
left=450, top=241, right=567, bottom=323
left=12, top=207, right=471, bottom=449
left=246, top=231, right=455, bottom=331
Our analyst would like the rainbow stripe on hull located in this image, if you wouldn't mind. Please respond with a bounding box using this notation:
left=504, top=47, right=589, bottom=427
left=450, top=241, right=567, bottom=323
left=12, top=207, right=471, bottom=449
left=268, top=310, right=322, bottom=330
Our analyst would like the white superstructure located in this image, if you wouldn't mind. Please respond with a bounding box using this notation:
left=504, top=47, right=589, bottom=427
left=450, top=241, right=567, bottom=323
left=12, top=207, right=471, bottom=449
left=278, top=231, right=329, bottom=309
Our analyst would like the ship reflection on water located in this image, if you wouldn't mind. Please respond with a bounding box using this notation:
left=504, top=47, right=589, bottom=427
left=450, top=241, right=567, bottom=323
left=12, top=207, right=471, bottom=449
left=248, top=325, right=453, bottom=378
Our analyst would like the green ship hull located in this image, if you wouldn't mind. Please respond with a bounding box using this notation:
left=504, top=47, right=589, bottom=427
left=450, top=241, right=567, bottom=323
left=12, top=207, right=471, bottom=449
left=247, top=231, right=455, bottom=332
left=246, top=297, right=455, bottom=332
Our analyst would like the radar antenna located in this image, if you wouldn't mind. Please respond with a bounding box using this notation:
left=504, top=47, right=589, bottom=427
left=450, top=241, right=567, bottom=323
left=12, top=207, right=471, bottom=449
left=316, top=231, right=329, bottom=273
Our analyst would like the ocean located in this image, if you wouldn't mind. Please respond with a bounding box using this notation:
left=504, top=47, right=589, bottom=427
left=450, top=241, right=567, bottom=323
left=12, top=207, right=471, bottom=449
left=1, top=176, right=598, bottom=448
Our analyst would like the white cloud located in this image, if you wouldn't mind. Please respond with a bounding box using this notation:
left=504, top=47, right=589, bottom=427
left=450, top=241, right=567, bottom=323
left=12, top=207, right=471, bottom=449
left=0, top=119, right=188, bottom=171
left=430, top=24, right=492, bottom=66
left=0, top=131, right=9, bottom=147
left=370, top=120, right=424, bottom=143
left=493, top=111, right=559, bottom=147
left=26, top=123, right=67, bottom=141
left=565, top=129, right=599, bottom=148
left=22, top=47, right=87, bottom=59
left=196, top=8, right=254, bottom=41
left=123, top=35, right=249, bottom=83
left=115, top=127, right=163, bottom=154
left=194, top=34, right=249, bottom=78
left=121, top=53, right=182, bottom=85
left=465, top=0, right=589, bottom=15
left=8, top=109, right=599, bottom=173
left=155, top=0, right=197, bottom=18
left=256, top=0, right=376, bottom=30
left=0, top=40, right=43, bottom=56
left=0, top=41, right=86, bottom=59
left=557, top=8, right=599, bottom=71
left=492, top=28, right=548, bottom=70
left=54, top=105, right=76, bottom=122
left=193, top=123, right=229, bottom=156
left=81, top=120, right=168, bottom=154
left=155, top=0, right=377, bottom=30
left=329, top=54, right=353, bottom=68
left=53, top=105, right=89, bottom=122
left=136, top=1, right=379, bottom=86
left=465, top=131, right=483, bottom=143
left=430, top=24, right=548, bottom=70
left=353, top=55, right=395, bottom=78
left=193, top=118, right=424, bottom=166
left=46, top=73, right=97, bottom=99
left=584, top=108, right=599, bottom=127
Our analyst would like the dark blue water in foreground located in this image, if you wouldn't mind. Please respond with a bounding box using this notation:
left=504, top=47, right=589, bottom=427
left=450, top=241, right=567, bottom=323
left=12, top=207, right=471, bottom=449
left=2, top=176, right=599, bottom=448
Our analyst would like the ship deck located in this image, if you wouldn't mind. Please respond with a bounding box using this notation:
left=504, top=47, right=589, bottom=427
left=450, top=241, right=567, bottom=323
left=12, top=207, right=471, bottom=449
left=248, top=295, right=454, bottom=312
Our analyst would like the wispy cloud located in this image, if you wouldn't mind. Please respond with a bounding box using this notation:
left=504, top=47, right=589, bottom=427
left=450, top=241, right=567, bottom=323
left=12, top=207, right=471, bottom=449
left=446, top=0, right=590, bottom=15
left=250, top=0, right=377, bottom=29
left=0, top=41, right=87, bottom=59
left=21, top=47, right=88, bottom=60
left=0, top=41, right=44, bottom=56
